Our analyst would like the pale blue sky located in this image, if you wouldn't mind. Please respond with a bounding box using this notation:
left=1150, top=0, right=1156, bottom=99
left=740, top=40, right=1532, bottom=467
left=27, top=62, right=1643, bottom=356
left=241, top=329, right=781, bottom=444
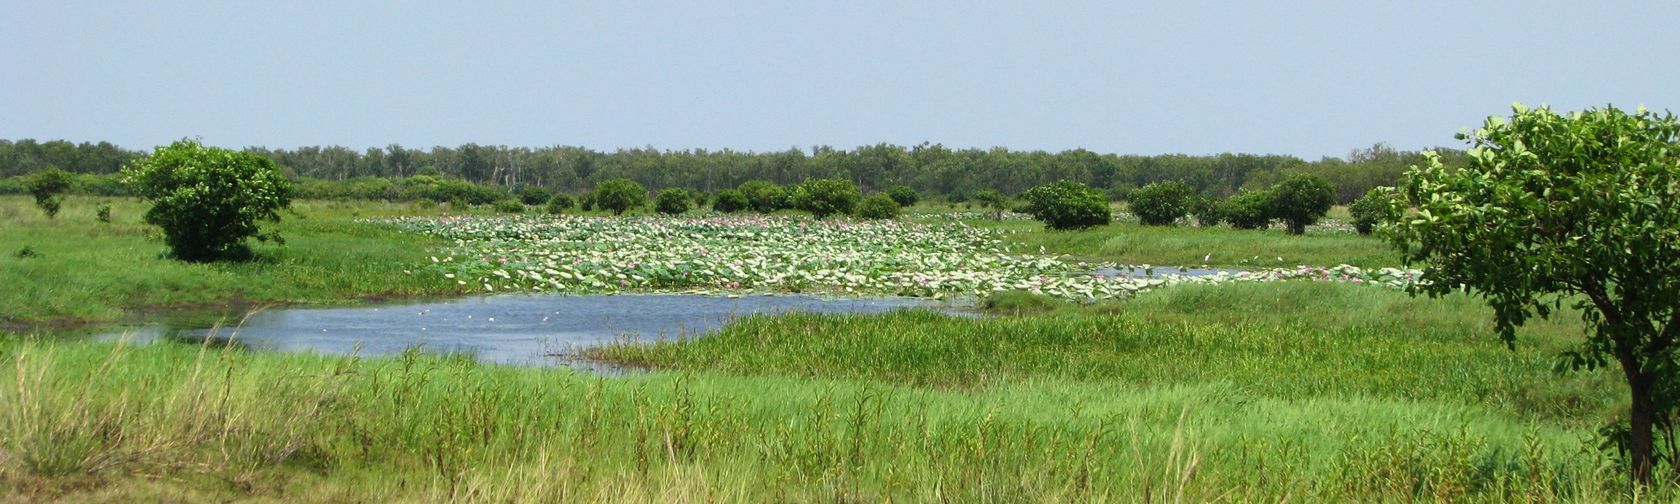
left=3, top=1, right=1676, bottom=158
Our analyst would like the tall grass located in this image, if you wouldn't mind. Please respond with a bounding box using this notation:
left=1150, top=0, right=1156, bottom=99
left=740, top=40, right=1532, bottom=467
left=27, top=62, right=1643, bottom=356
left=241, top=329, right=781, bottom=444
left=0, top=334, right=1640, bottom=502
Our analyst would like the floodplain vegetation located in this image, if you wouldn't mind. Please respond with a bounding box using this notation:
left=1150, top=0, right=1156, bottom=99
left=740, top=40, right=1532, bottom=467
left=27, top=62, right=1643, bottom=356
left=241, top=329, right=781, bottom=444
left=0, top=195, right=1659, bottom=502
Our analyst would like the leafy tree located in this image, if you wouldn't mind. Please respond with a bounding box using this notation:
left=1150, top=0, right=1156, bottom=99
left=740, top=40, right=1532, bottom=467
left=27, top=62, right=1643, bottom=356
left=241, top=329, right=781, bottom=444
left=794, top=178, right=861, bottom=219
left=654, top=188, right=692, bottom=215
left=1347, top=186, right=1398, bottom=235
left=545, top=194, right=574, bottom=214
left=973, top=189, right=1009, bottom=221
left=1020, top=181, right=1110, bottom=230
left=712, top=188, right=749, bottom=213
left=1127, top=180, right=1195, bottom=226
left=24, top=166, right=73, bottom=218
left=1220, top=190, right=1273, bottom=230
left=1187, top=195, right=1224, bottom=227
left=1269, top=173, right=1336, bottom=234
left=739, top=180, right=791, bottom=213
left=1387, top=104, right=1680, bottom=486
left=518, top=186, right=552, bottom=206
left=885, top=185, right=919, bottom=207
left=123, top=140, right=293, bottom=262
left=591, top=178, right=646, bottom=215
left=853, top=194, right=900, bottom=220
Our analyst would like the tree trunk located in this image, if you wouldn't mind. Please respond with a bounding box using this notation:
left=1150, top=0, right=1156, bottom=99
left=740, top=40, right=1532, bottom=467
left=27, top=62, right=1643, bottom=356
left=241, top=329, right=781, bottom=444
left=1628, top=365, right=1657, bottom=487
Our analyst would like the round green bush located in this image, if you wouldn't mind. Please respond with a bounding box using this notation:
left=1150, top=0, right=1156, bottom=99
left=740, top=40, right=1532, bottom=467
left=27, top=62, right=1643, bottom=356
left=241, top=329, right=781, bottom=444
left=794, top=178, right=861, bottom=219
left=1020, top=180, right=1111, bottom=230
left=591, top=178, right=647, bottom=215
left=1127, top=180, right=1195, bottom=226
left=712, top=189, right=749, bottom=213
left=885, top=185, right=919, bottom=207
left=654, top=188, right=692, bottom=215
left=24, top=167, right=73, bottom=218
left=492, top=199, right=526, bottom=214
left=1270, top=174, right=1336, bottom=234
left=853, top=194, right=901, bottom=220
left=519, top=186, right=553, bottom=206
left=545, top=194, right=575, bottom=214
left=1347, top=186, right=1398, bottom=235
left=123, top=139, right=294, bottom=262
left=1221, top=190, right=1274, bottom=230
left=1188, top=195, right=1224, bottom=227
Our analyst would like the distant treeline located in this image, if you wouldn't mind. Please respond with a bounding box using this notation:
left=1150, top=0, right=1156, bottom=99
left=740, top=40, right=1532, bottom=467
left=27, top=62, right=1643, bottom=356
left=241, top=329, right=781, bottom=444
left=0, top=139, right=1465, bottom=203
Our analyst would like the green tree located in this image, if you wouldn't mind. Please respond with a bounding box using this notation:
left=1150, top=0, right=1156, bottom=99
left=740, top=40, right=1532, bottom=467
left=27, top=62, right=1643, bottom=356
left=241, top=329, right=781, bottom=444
left=123, top=140, right=294, bottom=261
left=853, top=194, right=900, bottom=220
left=794, top=178, right=861, bottom=219
left=1220, top=190, right=1274, bottom=230
left=712, top=188, right=749, bottom=213
left=973, top=189, right=1009, bottom=221
left=545, top=194, right=575, bottom=214
left=1347, top=186, right=1398, bottom=235
left=885, top=185, right=919, bottom=207
left=518, top=186, right=552, bottom=206
left=1020, top=181, right=1110, bottom=230
left=1127, top=180, right=1195, bottom=226
left=654, top=187, right=692, bottom=215
left=1387, top=104, right=1680, bottom=486
left=591, top=178, right=647, bottom=215
left=739, top=180, right=790, bottom=213
left=1187, top=195, right=1224, bottom=227
left=1269, top=174, right=1335, bottom=234
left=24, top=166, right=73, bottom=218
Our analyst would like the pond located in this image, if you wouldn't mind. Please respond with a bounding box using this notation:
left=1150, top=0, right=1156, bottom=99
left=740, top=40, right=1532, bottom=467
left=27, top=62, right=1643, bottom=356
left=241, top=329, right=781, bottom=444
left=92, top=294, right=959, bottom=371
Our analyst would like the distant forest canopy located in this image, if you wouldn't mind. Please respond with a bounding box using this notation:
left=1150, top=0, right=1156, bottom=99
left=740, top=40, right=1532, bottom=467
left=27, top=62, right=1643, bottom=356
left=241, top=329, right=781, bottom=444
left=0, top=138, right=1466, bottom=204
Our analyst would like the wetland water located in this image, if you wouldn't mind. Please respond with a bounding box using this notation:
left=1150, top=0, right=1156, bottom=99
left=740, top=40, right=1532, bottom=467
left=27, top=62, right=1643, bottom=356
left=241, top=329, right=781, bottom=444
left=93, top=294, right=956, bottom=370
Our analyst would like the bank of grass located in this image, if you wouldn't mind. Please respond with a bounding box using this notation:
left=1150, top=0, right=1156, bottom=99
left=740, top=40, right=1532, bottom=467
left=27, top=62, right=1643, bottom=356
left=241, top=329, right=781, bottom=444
left=0, top=328, right=1636, bottom=502
left=0, top=196, right=466, bottom=325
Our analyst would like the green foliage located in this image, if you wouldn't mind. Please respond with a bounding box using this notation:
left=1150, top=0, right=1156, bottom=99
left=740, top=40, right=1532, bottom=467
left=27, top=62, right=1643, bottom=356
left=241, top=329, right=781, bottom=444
left=1270, top=174, right=1336, bottom=234
left=738, top=180, right=790, bottom=213
left=1127, top=180, right=1196, bottom=226
left=544, top=194, right=574, bottom=214
left=579, top=192, right=595, bottom=212
left=1388, top=104, right=1680, bottom=485
left=518, top=186, right=552, bottom=206
left=591, top=178, right=646, bottom=215
left=885, top=185, right=919, bottom=207
left=654, top=187, right=692, bottom=215
left=24, top=167, right=73, bottom=218
left=1021, top=181, right=1111, bottom=230
left=492, top=199, right=525, bottom=214
left=980, top=289, right=1070, bottom=315
left=853, top=194, right=900, bottom=220
left=1347, top=186, right=1398, bottom=235
left=712, top=188, right=749, bottom=213
left=95, top=203, right=112, bottom=223
left=122, top=140, right=294, bottom=262
left=972, top=189, right=1009, bottom=221
left=1221, top=190, right=1274, bottom=230
left=792, top=178, right=860, bottom=219
left=1187, top=195, right=1224, bottom=227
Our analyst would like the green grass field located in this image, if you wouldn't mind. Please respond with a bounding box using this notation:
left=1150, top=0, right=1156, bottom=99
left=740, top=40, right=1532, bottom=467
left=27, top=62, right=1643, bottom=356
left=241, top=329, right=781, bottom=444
left=0, top=197, right=1656, bottom=501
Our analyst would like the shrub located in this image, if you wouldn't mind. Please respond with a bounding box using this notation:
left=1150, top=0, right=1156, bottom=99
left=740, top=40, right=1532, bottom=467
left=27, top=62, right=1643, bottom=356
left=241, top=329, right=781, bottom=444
left=545, top=194, right=575, bottom=214
left=973, top=189, right=1009, bottom=221
left=654, top=188, right=692, bottom=215
left=853, top=194, right=900, bottom=220
left=95, top=203, right=112, bottom=223
left=1127, top=180, right=1195, bottom=226
left=1020, top=181, right=1111, bottom=230
left=739, top=180, right=791, bottom=213
left=591, top=178, right=647, bottom=215
left=794, top=178, right=861, bottom=219
left=1347, top=186, right=1398, bottom=235
left=123, top=139, right=294, bottom=262
left=1270, top=174, right=1336, bottom=234
left=518, top=186, right=552, bottom=206
left=24, top=167, right=73, bottom=218
left=688, top=189, right=709, bottom=209
left=1188, top=195, right=1224, bottom=227
left=579, top=192, right=595, bottom=212
left=885, top=185, right=919, bottom=207
left=1220, top=190, right=1274, bottom=230
left=712, top=189, right=749, bottom=213
left=492, top=199, right=525, bottom=214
